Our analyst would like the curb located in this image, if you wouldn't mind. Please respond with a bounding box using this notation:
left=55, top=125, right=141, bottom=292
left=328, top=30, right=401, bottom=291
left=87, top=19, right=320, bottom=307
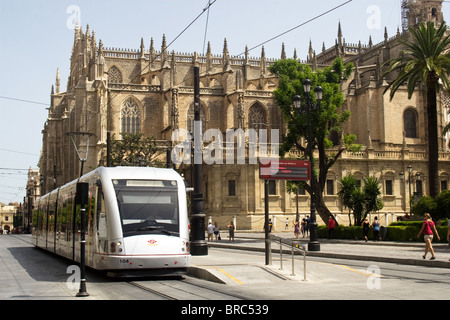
left=205, top=242, right=450, bottom=269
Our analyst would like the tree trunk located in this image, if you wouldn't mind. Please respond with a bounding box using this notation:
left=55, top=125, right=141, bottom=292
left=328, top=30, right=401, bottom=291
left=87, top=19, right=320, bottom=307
left=426, top=75, right=439, bottom=198
left=314, top=187, right=334, bottom=225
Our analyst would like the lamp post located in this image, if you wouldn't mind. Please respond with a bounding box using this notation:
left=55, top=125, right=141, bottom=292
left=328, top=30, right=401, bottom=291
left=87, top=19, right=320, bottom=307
left=400, top=165, right=421, bottom=217
left=293, top=79, right=322, bottom=252
left=66, top=131, right=92, bottom=297
left=190, top=66, right=208, bottom=256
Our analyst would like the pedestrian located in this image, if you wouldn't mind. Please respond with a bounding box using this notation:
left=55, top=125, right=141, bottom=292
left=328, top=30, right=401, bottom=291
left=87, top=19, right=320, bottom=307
left=305, top=215, right=310, bottom=237
left=213, top=222, right=220, bottom=241
left=227, top=221, right=235, bottom=242
left=372, top=216, right=381, bottom=241
left=285, top=218, right=289, bottom=230
left=268, top=219, right=273, bottom=233
left=327, top=215, right=336, bottom=239
left=447, top=217, right=450, bottom=245
left=447, top=218, right=450, bottom=261
left=301, top=218, right=306, bottom=237
left=362, top=218, right=370, bottom=242
left=207, top=222, right=214, bottom=242
left=417, top=213, right=440, bottom=260
left=294, top=219, right=300, bottom=239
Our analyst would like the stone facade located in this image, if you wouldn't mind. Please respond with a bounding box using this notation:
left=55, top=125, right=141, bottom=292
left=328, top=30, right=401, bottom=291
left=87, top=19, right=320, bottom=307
left=39, top=0, right=450, bottom=229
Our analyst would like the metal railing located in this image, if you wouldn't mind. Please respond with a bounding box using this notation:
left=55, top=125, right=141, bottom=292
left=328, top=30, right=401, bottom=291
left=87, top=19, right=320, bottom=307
left=268, top=234, right=307, bottom=281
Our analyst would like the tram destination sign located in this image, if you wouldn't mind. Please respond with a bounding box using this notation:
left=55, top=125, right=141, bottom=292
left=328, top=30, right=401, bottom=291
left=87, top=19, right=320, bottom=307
left=259, top=159, right=311, bottom=181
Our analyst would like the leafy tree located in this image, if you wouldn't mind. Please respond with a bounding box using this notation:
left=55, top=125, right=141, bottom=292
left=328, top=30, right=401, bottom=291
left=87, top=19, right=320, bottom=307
left=383, top=21, right=450, bottom=198
left=413, top=189, right=450, bottom=220
left=363, top=176, right=384, bottom=221
left=337, top=175, right=383, bottom=226
left=337, top=174, right=359, bottom=225
left=269, top=57, right=361, bottom=224
left=103, top=132, right=163, bottom=167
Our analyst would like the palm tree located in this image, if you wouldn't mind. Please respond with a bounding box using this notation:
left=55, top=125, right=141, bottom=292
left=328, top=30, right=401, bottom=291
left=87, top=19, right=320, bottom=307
left=337, top=174, right=358, bottom=225
left=383, top=21, right=450, bottom=198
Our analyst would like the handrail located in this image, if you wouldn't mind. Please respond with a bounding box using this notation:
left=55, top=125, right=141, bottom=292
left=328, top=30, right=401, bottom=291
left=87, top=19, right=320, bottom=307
left=268, top=234, right=307, bottom=281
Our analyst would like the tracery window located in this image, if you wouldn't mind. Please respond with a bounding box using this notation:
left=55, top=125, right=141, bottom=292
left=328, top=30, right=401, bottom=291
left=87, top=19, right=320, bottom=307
left=403, top=109, right=417, bottom=138
left=108, top=66, right=122, bottom=83
left=187, top=103, right=206, bottom=134
left=121, top=98, right=140, bottom=134
left=248, top=103, right=267, bottom=130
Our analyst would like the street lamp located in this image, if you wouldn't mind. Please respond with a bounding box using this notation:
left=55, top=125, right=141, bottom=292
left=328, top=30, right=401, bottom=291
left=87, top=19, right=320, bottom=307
left=399, top=165, right=421, bottom=217
left=293, top=78, right=323, bottom=252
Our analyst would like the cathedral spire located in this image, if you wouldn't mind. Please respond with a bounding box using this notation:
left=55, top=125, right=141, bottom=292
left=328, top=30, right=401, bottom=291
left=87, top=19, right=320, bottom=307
left=55, top=68, right=60, bottom=94
left=140, top=37, right=145, bottom=58
left=223, top=38, right=230, bottom=71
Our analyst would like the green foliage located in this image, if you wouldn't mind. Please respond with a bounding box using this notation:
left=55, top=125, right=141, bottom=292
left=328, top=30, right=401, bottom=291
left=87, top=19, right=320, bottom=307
left=411, top=196, right=438, bottom=216
left=337, top=174, right=384, bottom=225
left=412, top=190, right=450, bottom=220
left=318, top=223, right=448, bottom=242
left=383, top=21, right=450, bottom=100
left=269, top=57, right=359, bottom=223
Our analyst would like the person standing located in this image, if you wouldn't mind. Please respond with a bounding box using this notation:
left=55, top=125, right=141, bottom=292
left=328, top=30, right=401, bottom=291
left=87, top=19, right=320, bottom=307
left=372, top=216, right=381, bottom=241
left=447, top=218, right=450, bottom=261
left=294, top=219, right=300, bottom=239
left=305, top=216, right=310, bottom=237
left=327, top=215, right=336, bottom=239
left=301, top=218, right=306, bottom=238
left=207, top=222, right=214, bottom=242
left=213, top=222, right=220, bottom=241
left=227, top=221, right=235, bottom=242
left=417, top=213, right=440, bottom=260
left=447, top=218, right=450, bottom=245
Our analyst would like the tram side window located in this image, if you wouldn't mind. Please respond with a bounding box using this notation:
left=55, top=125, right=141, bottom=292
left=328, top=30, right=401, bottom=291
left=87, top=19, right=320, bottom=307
left=88, top=188, right=97, bottom=234
left=62, top=196, right=74, bottom=241
left=96, top=187, right=107, bottom=239
left=48, top=200, right=56, bottom=232
left=57, top=196, right=63, bottom=236
left=37, top=202, right=46, bottom=233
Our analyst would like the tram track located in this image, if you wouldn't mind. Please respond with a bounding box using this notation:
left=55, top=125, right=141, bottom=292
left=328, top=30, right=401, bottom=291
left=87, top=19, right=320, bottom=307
left=126, top=276, right=250, bottom=300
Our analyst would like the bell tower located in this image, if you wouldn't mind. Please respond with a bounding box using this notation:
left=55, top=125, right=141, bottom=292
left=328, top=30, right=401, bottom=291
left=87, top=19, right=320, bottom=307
left=402, top=0, right=444, bottom=31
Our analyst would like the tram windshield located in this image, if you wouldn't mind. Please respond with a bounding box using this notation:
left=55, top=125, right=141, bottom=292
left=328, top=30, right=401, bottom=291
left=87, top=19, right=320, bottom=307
left=113, top=179, right=180, bottom=237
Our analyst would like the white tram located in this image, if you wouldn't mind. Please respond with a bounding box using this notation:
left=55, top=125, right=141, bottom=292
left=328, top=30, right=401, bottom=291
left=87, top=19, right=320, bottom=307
left=32, top=167, right=191, bottom=276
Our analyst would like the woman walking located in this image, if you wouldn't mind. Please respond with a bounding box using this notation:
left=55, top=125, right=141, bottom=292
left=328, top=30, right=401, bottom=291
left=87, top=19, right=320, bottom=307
left=417, top=213, right=440, bottom=260
left=294, top=219, right=300, bottom=239
left=362, top=218, right=370, bottom=242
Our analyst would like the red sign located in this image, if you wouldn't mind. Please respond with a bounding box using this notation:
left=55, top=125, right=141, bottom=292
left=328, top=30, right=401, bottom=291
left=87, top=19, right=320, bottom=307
left=259, top=159, right=311, bottom=181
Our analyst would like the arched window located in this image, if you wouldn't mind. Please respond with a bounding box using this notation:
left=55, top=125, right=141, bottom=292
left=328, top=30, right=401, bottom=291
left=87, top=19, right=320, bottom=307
left=187, top=103, right=206, bottom=134
left=108, top=66, right=122, bottom=83
left=248, top=103, right=267, bottom=130
left=121, top=98, right=140, bottom=134
left=404, top=109, right=417, bottom=138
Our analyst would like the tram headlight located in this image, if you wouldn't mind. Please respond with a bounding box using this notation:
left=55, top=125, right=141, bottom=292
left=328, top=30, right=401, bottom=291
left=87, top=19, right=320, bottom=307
left=110, top=241, right=123, bottom=253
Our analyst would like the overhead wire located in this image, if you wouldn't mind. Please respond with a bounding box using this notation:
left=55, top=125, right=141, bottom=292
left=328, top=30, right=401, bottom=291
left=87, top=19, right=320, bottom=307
left=238, top=0, right=353, bottom=56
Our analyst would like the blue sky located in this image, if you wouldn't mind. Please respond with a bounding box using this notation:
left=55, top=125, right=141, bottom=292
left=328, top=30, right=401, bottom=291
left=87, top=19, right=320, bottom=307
left=0, top=0, right=448, bottom=204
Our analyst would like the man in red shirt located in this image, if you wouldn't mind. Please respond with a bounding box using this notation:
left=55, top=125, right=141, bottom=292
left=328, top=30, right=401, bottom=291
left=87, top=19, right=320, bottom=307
left=328, top=215, right=336, bottom=239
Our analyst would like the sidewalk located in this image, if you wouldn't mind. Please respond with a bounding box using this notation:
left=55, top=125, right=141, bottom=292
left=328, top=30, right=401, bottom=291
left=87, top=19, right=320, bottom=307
left=196, top=231, right=450, bottom=269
